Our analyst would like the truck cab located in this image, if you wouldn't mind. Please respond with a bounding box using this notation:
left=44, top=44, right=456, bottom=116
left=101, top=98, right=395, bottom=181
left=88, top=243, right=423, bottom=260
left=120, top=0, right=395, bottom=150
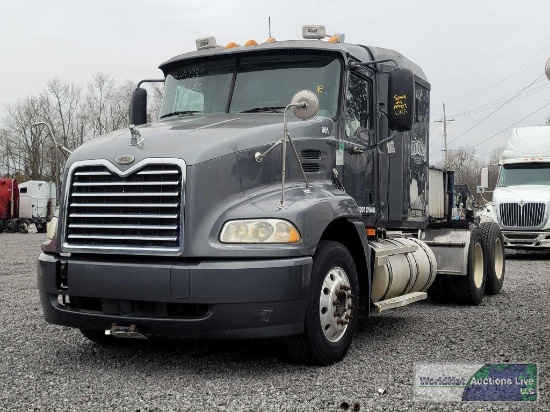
left=480, top=126, right=550, bottom=248
left=38, top=26, right=503, bottom=365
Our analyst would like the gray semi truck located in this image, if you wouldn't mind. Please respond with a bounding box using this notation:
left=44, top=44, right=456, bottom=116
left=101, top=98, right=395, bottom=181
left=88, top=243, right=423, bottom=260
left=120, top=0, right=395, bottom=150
left=38, top=25, right=505, bottom=365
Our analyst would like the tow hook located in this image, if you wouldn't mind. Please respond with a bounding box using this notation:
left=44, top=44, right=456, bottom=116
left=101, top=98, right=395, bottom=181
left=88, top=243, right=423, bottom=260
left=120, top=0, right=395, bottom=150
left=105, top=323, right=147, bottom=339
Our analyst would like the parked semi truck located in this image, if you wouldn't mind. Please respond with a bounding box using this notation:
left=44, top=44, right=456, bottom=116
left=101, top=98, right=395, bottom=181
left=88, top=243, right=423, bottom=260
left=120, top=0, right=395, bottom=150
left=0, top=179, right=56, bottom=233
left=38, top=26, right=505, bottom=365
left=479, top=126, right=550, bottom=248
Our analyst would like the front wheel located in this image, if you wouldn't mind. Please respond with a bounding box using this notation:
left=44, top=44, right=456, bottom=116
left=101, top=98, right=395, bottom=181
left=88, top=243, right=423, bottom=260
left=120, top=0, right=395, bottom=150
left=285, top=240, right=359, bottom=365
left=480, top=222, right=505, bottom=295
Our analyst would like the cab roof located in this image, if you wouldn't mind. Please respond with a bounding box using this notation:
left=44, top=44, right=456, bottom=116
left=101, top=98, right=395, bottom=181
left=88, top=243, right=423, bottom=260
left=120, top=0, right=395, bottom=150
left=159, top=40, right=429, bottom=84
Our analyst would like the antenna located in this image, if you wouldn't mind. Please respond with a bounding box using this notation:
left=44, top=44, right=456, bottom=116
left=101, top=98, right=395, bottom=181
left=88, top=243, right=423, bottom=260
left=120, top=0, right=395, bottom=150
left=268, top=16, right=271, bottom=38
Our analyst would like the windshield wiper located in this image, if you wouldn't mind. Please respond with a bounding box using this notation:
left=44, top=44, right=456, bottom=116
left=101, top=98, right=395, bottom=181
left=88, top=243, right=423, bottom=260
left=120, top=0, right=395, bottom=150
left=239, top=106, right=285, bottom=114
left=160, top=110, right=201, bottom=119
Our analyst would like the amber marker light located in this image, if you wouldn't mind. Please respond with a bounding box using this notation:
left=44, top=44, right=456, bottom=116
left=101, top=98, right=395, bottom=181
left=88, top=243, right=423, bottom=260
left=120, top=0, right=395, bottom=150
left=366, top=228, right=376, bottom=237
left=264, top=37, right=277, bottom=43
left=245, top=39, right=258, bottom=46
left=225, top=42, right=239, bottom=49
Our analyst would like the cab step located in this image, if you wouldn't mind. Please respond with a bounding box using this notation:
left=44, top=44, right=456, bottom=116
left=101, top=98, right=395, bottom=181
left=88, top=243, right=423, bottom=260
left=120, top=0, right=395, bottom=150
left=373, top=292, right=427, bottom=313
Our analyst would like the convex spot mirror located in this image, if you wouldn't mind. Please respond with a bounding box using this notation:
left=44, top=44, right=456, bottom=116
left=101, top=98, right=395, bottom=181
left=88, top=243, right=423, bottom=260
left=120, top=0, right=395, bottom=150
left=129, top=88, right=147, bottom=126
left=291, top=90, right=319, bottom=120
left=546, top=58, right=550, bottom=81
left=388, top=67, right=415, bottom=132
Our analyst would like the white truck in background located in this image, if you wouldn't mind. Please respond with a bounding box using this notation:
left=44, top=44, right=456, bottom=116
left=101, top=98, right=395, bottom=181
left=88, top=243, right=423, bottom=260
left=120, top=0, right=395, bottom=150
left=479, top=126, right=550, bottom=248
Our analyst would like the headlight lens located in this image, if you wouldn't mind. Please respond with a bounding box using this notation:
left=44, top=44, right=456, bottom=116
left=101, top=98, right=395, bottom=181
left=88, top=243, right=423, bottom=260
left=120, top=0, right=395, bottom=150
left=220, top=219, right=301, bottom=243
left=46, top=208, right=59, bottom=240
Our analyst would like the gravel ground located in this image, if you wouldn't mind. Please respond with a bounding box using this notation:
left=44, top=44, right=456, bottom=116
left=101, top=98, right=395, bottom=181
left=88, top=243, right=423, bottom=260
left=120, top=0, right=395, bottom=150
left=0, top=233, right=548, bottom=411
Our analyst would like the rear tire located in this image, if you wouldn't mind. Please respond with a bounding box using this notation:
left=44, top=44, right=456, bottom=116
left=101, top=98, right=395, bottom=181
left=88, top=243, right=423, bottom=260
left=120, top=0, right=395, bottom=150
left=450, top=224, right=486, bottom=305
left=480, top=222, right=505, bottom=295
left=18, top=220, right=30, bottom=233
left=5, top=219, right=17, bottom=233
left=427, top=274, right=452, bottom=303
left=285, top=240, right=359, bottom=365
left=0, top=220, right=4, bottom=233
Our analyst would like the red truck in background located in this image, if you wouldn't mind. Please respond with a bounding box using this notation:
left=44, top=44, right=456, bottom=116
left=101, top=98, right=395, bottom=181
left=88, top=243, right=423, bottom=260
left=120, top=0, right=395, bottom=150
left=0, top=178, right=56, bottom=233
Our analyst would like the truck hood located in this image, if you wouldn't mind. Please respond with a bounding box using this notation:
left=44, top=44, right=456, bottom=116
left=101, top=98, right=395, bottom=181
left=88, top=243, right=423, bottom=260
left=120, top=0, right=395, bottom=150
left=493, top=185, right=550, bottom=203
left=66, top=114, right=334, bottom=168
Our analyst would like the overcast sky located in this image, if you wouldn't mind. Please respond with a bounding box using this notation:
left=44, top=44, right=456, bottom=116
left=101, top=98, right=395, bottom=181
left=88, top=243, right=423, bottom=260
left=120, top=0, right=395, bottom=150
left=1, top=0, right=549, bottom=163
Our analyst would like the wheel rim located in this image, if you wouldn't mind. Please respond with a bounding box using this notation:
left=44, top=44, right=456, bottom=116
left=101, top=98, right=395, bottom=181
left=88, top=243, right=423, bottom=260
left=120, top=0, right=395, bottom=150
left=473, top=242, right=484, bottom=288
left=319, top=266, right=353, bottom=343
left=493, top=238, right=504, bottom=280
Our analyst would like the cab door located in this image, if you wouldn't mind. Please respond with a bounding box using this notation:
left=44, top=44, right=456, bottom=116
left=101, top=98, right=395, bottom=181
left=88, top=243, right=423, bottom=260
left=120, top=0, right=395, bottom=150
left=342, top=70, right=377, bottom=227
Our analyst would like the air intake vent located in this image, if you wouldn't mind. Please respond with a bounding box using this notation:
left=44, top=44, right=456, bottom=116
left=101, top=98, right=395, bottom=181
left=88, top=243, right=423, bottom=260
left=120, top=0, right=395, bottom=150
left=302, top=163, right=321, bottom=173
left=301, top=149, right=321, bottom=160
left=499, top=202, right=546, bottom=228
left=63, top=159, right=185, bottom=255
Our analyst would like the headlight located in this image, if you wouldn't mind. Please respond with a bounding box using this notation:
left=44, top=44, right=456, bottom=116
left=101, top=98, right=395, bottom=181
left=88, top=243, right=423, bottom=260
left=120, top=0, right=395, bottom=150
left=46, top=208, right=59, bottom=240
left=219, top=219, right=301, bottom=243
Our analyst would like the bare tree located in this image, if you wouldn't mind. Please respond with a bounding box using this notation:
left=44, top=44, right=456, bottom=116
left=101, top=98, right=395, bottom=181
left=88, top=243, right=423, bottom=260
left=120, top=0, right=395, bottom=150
left=437, top=147, right=484, bottom=203
left=86, top=72, right=116, bottom=138
left=148, top=82, right=164, bottom=122
left=4, top=97, right=53, bottom=180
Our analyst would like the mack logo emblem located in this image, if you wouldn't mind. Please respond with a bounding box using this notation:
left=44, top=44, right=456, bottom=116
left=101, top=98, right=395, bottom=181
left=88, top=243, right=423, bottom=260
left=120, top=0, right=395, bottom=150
left=116, top=155, right=135, bottom=165
left=518, top=200, right=525, bottom=207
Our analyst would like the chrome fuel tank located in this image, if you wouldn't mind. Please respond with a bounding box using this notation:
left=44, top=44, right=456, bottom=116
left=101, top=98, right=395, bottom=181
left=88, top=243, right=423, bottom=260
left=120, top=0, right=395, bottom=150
left=370, top=237, right=437, bottom=303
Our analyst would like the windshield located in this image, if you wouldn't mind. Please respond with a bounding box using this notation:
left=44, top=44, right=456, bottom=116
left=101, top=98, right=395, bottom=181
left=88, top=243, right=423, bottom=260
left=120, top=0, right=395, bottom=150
left=159, top=54, right=341, bottom=118
left=497, top=163, right=550, bottom=186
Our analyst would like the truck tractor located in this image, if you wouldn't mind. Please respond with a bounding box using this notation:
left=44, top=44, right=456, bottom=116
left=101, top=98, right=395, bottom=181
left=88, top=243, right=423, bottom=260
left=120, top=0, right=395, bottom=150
left=0, top=179, right=56, bottom=233
left=38, top=25, right=505, bottom=365
left=479, top=126, right=550, bottom=249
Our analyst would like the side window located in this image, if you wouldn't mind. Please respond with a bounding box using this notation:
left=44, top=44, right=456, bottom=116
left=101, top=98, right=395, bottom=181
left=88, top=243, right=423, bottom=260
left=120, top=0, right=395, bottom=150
left=345, top=73, right=372, bottom=140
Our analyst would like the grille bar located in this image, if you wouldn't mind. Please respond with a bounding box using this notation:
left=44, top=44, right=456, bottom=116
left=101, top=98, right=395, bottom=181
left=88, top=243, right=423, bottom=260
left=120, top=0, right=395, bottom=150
left=69, top=234, right=178, bottom=241
left=71, top=192, right=179, bottom=197
left=63, top=159, right=185, bottom=254
left=74, top=171, right=112, bottom=176
left=69, top=224, right=178, bottom=230
left=137, top=170, right=179, bottom=175
left=70, top=203, right=179, bottom=208
left=70, top=213, right=178, bottom=219
left=73, top=181, right=179, bottom=187
left=499, top=202, right=546, bottom=228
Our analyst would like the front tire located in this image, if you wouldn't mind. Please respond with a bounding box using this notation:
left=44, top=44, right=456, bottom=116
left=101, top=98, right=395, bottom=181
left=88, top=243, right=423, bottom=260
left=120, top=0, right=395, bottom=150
left=285, top=241, right=359, bottom=365
left=480, top=222, right=505, bottom=295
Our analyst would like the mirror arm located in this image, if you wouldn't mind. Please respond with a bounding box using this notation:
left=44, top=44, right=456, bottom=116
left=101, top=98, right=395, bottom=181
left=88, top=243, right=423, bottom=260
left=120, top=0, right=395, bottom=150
left=370, top=109, right=396, bottom=153
left=137, top=79, right=165, bottom=88
left=350, top=58, right=399, bottom=70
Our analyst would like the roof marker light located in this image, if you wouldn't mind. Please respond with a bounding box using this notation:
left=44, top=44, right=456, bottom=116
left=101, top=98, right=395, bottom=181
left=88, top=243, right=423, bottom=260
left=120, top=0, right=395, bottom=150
left=225, top=42, right=239, bottom=49
left=245, top=39, right=258, bottom=46
left=264, top=37, right=277, bottom=43
left=328, top=34, right=345, bottom=43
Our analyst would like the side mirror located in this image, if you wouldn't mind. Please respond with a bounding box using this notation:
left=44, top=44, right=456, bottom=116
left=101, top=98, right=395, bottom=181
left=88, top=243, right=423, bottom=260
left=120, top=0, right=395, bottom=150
left=387, top=67, right=415, bottom=132
left=129, top=88, right=147, bottom=126
left=480, top=167, right=489, bottom=189
left=545, top=58, right=550, bottom=81
left=291, top=90, right=319, bottom=120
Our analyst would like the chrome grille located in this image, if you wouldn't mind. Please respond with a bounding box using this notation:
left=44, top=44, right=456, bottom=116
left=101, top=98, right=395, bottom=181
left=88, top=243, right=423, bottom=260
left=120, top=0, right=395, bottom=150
left=63, top=159, right=184, bottom=255
left=499, top=202, right=546, bottom=228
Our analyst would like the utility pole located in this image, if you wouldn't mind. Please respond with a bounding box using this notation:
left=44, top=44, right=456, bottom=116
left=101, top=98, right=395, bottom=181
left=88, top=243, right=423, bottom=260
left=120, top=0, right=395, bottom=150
left=435, top=102, right=455, bottom=169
